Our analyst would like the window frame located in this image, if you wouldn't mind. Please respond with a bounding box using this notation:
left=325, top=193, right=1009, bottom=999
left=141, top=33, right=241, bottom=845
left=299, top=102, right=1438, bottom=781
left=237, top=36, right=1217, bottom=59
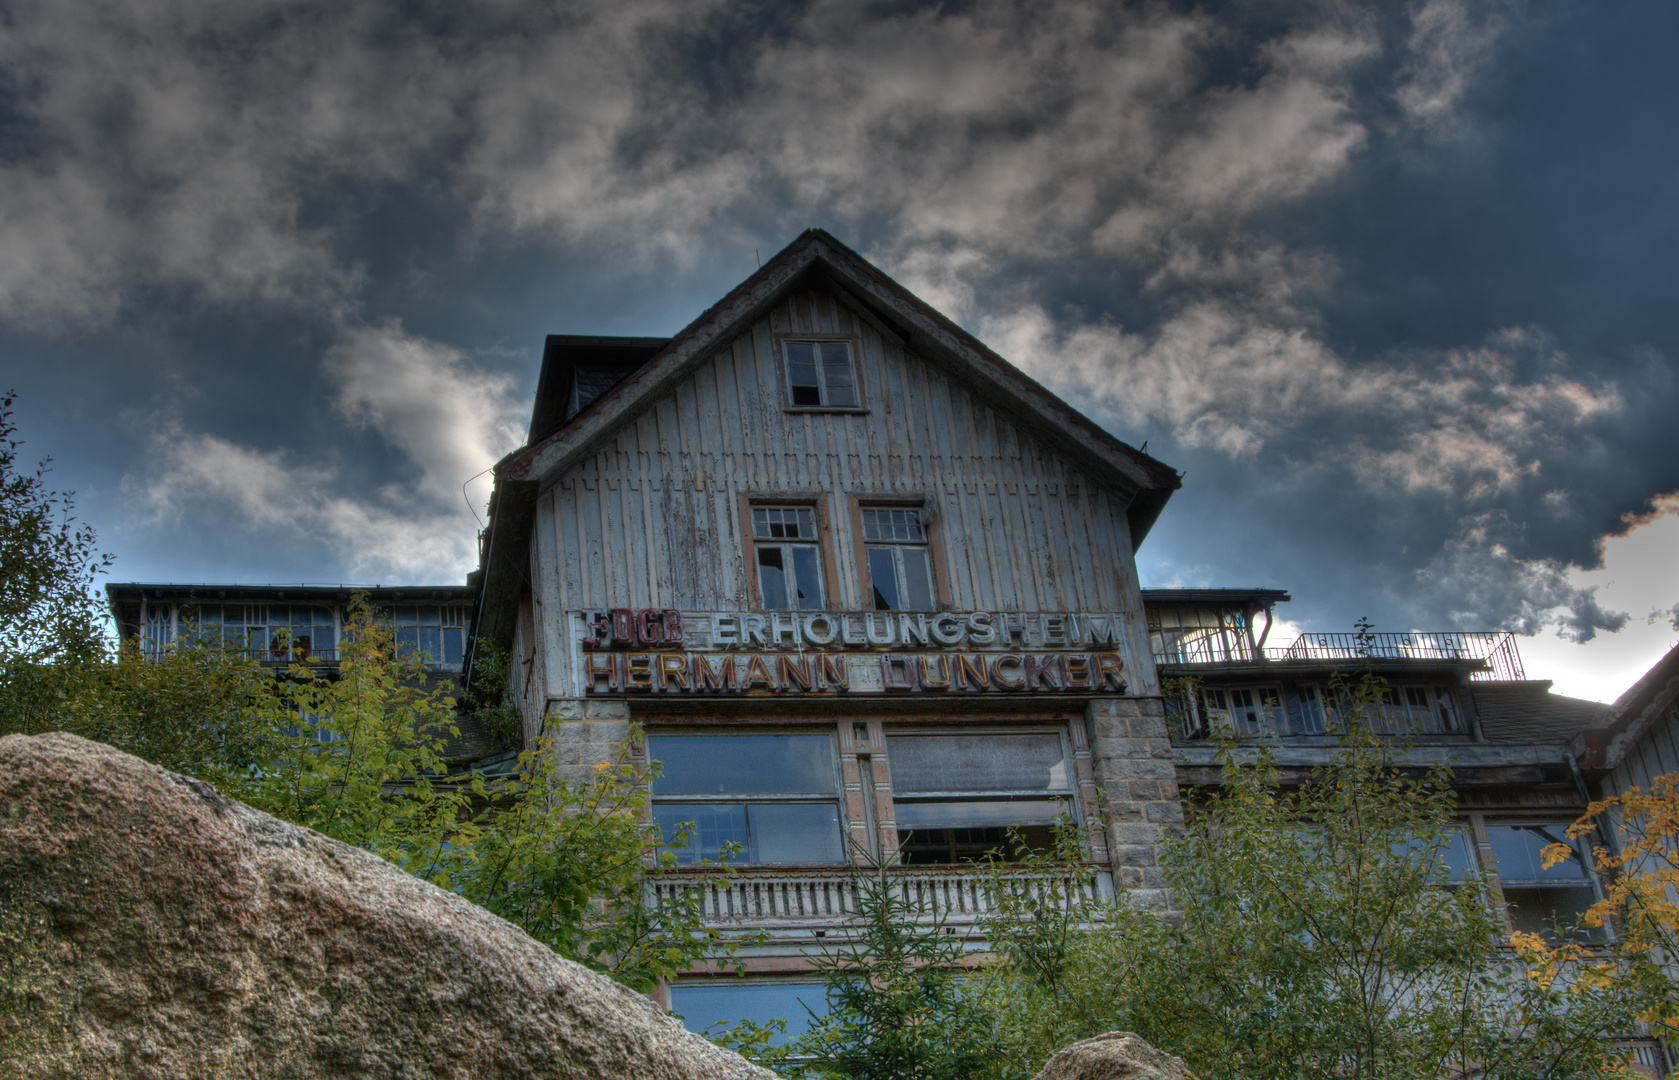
left=648, top=730, right=849, bottom=867
left=668, top=978, right=831, bottom=1046
left=174, top=601, right=340, bottom=662
left=738, top=494, right=841, bottom=611
left=1468, top=814, right=1605, bottom=942
left=1200, top=684, right=1285, bottom=738
left=884, top=727, right=1081, bottom=866
left=849, top=495, right=950, bottom=612
left=391, top=604, right=471, bottom=669
left=1298, top=681, right=1466, bottom=737
left=777, top=334, right=868, bottom=413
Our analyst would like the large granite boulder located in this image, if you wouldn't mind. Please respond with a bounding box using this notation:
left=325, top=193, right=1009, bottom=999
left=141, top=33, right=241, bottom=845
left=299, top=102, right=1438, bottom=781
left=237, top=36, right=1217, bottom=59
left=0, top=732, right=777, bottom=1080
left=1033, top=1031, right=1187, bottom=1080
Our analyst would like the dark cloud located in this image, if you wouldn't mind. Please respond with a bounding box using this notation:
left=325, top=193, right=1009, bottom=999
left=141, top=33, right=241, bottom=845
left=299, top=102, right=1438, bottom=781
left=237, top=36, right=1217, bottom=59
left=0, top=0, right=1672, bottom=660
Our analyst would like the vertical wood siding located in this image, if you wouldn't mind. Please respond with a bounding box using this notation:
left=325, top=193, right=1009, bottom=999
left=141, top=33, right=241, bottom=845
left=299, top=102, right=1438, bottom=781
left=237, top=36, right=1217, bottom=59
left=1605, top=704, right=1679, bottom=803
left=531, top=287, right=1153, bottom=699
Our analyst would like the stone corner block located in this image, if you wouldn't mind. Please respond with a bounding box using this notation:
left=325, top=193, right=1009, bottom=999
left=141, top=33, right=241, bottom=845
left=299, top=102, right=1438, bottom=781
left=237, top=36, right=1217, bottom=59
left=545, top=698, right=585, bottom=721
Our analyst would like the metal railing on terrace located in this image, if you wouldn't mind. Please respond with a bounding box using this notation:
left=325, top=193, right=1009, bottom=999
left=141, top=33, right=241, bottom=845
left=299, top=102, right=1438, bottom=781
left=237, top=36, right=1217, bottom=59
left=1153, top=630, right=1525, bottom=682
left=1278, top=631, right=1525, bottom=681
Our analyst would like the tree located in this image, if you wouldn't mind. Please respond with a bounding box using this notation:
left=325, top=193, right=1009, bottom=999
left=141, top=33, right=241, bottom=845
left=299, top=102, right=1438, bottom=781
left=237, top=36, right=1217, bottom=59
left=713, top=857, right=1006, bottom=1080
left=966, top=681, right=1647, bottom=1080
left=0, top=391, right=729, bottom=989
left=234, top=594, right=467, bottom=872
left=0, top=390, right=111, bottom=665
left=436, top=735, right=741, bottom=992
left=1530, top=774, right=1679, bottom=1038
left=47, top=634, right=270, bottom=784
left=800, top=861, right=1002, bottom=1080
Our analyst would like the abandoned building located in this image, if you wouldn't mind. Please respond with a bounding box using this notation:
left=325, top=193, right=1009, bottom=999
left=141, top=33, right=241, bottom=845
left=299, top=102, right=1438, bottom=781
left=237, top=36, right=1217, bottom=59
left=106, top=230, right=1661, bottom=1058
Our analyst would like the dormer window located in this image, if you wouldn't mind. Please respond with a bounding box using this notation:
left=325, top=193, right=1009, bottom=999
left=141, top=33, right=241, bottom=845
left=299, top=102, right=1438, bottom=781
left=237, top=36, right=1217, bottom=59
left=783, top=340, right=860, bottom=409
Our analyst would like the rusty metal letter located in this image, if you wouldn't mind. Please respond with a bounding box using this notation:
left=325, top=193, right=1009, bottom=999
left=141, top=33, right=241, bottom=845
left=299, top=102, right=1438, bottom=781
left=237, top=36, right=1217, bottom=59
left=990, top=654, right=1025, bottom=690
left=584, top=652, right=619, bottom=694
left=880, top=654, right=915, bottom=691
left=659, top=652, right=689, bottom=691
left=692, top=653, right=738, bottom=692
left=956, top=653, right=989, bottom=691
left=611, top=608, right=635, bottom=648
left=1024, top=654, right=1064, bottom=691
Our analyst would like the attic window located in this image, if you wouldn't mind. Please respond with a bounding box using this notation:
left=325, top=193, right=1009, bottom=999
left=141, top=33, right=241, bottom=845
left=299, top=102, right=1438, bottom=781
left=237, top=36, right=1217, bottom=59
left=566, top=366, right=629, bottom=421
left=783, top=340, right=860, bottom=409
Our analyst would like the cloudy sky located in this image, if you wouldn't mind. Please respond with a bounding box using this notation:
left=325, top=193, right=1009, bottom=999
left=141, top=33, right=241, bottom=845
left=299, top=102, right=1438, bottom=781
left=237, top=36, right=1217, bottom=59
left=2, top=0, right=1674, bottom=701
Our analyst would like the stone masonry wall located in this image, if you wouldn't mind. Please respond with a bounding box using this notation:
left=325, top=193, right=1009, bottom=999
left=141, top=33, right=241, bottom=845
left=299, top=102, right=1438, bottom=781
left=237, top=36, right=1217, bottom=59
left=542, top=698, right=634, bottom=785
left=1085, top=696, right=1181, bottom=907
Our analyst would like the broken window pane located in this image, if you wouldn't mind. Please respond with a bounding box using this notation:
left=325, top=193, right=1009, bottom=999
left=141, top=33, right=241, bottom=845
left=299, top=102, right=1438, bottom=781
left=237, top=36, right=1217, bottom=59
left=757, top=547, right=790, bottom=609
left=784, top=340, right=859, bottom=408
left=752, top=507, right=824, bottom=609
left=786, top=342, right=822, bottom=405
left=1486, top=823, right=1602, bottom=941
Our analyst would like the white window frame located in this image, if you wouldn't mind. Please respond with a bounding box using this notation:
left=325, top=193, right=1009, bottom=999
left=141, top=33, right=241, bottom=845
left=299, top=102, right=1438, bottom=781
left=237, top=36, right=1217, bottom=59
left=860, top=506, right=936, bottom=612
left=1199, top=685, right=1284, bottom=738
left=781, top=338, right=863, bottom=410
left=750, top=505, right=827, bottom=610
left=392, top=604, right=471, bottom=668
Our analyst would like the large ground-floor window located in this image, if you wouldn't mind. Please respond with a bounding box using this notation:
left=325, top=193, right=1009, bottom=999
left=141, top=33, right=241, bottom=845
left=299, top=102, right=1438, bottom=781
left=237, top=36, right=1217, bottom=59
left=668, top=979, right=829, bottom=1043
left=886, top=730, right=1076, bottom=865
left=647, top=725, right=1086, bottom=868
left=649, top=733, right=846, bottom=865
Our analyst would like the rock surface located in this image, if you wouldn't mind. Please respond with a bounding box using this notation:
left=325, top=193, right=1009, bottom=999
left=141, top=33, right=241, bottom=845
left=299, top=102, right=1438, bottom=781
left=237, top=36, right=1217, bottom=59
left=0, top=732, right=778, bottom=1080
left=1033, top=1031, right=1187, bottom=1080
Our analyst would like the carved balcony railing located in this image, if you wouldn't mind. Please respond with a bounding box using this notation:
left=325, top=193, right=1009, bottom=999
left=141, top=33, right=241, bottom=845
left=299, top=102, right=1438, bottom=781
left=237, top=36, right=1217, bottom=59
left=646, top=866, right=1114, bottom=935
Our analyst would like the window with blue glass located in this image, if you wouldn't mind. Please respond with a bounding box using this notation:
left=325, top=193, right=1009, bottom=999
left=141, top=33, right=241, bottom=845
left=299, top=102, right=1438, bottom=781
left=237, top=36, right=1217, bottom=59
left=392, top=606, right=469, bottom=667
left=176, top=603, right=336, bottom=660
left=669, top=980, right=829, bottom=1044
left=649, top=734, right=845, bottom=865
left=1486, top=822, right=1602, bottom=940
left=265, top=605, right=337, bottom=660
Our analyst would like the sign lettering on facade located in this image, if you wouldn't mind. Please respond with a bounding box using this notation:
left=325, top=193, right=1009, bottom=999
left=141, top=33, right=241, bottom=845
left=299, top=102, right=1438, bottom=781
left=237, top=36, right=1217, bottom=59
left=571, top=609, right=1131, bottom=696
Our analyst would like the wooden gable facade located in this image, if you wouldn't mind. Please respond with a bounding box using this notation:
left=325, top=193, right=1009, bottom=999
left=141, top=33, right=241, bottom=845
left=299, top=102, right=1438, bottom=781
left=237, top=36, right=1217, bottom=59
left=517, top=284, right=1163, bottom=701
left=467, top=233, right=1188, bottom=990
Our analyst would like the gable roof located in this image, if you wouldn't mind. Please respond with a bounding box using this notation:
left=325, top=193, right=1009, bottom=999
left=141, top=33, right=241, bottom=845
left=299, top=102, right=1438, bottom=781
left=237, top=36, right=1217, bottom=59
left=465, top=230, right=1182, bottom=677
left=1572, top=641, right=1679, bottom=773
left=498, top=229, right=1180, bottom=541
left=526, top=335, right=669, bottom=446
